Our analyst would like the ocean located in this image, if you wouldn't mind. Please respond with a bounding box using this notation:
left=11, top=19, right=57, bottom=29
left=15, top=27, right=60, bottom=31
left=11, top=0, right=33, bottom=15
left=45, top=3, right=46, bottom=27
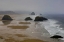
left=41, top=19, right=64, bottom=40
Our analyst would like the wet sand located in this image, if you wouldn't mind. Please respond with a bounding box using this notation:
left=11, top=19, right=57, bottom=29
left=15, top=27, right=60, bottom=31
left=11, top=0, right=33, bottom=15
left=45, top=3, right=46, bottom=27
left=7, top=26, right=29, bottom=29
left=19, top=22, right=31, bottom=24
left=0, top=14, right=64, bottom=42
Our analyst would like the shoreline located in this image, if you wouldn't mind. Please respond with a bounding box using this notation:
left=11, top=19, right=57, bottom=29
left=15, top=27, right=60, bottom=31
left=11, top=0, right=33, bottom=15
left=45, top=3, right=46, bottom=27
left=0, top=14, right=64, bottom=42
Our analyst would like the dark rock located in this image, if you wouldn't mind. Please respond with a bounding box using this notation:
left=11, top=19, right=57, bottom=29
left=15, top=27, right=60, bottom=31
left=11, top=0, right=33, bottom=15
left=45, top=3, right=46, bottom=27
left=40, top=14, right=42, bottom=15
left=50, top=35, right=63, bottom=39
left=34, top=16, right=48, bottom=21
left=2, top=15, right=13, bottom=20
left=31, top=12, right=35, bottom=15
left=25, top=17, right=33, bottom=21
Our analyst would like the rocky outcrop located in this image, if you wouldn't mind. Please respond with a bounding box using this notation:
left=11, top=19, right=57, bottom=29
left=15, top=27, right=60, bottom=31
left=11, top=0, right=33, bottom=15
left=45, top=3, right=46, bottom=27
left=50, top=35, right=63, bottom=39
left=31, top=12, right=35, bottom=15
left=2, top=15, right=13, bottom=20
left=25, top=17, right=33, bottom=21
left=34, top=16, right=48, bottom=21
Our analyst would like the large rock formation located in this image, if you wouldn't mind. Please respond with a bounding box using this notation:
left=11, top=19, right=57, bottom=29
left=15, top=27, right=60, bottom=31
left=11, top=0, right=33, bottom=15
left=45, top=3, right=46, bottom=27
left=34, top=16, right=48, bottom=21
left=31, top=12, right=35, bottom=15
left=2, top=15, right=13, bottom=20
left=25, top=17, right=33, bottom=21
left=50, top=35, right=63, bottom=39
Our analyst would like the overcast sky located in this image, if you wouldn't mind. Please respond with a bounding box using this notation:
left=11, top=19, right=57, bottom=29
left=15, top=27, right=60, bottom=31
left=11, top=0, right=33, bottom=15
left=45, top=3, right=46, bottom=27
left=0, top=0, right=64, bottom=14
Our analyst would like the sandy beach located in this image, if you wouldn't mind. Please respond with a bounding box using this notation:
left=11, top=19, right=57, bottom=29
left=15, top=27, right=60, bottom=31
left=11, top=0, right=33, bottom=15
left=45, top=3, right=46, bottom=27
left=0, top=14, right=64, bottom=42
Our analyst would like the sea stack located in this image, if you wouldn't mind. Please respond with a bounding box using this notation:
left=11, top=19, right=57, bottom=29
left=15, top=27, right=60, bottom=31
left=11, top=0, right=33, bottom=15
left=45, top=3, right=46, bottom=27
left=2, top=15, right=13, bottom=20
left=34, top=16, right=48, bottom=21
left=25, top=17, right=33, bottom=21
left=31, top=12, right=35, bottom=15
left=50, top=35, right=63, bottom=39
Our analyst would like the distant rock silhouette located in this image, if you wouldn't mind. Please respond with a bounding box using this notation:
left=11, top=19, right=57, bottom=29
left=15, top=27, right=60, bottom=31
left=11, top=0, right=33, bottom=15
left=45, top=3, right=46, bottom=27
left=40, top=14, right=42, bottom=15
left=31, top=12, right=35, bottom=15
left=34, top=16, right=48, bottom=21
left=50, top=35, right=63, bottom=39
left=0, top=11, right=16, bottom=14
left=2, top=15, right=13, bottom=20
left=25, top=17, right=33, bottom=21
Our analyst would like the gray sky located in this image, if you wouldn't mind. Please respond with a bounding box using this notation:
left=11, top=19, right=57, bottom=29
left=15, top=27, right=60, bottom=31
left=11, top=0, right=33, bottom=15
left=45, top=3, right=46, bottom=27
left=0, top=0, right=64, bottom=14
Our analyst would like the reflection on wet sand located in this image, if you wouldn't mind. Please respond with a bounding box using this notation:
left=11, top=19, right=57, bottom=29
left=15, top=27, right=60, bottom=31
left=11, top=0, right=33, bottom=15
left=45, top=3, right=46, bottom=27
left=2, top=20, right=12, bottom=25
left=21, top=39, right=47, bottom=42
left=19, top=22, right=31, bottom=24
left=4, top=38, right=46, bottom=42
left=2, top=33, right=46, bottom=42
left=0, top=36, right=3, bottom=39
left=7, top=26, right=29, bottom=29
left=4, top=38, right=19, bottom=42
left=15, top=34, right=28, bottom=37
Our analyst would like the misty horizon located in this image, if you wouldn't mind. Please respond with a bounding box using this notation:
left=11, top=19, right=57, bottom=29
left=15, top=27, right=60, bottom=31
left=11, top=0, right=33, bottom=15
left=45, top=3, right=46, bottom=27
left=0, top=0, right=64, bottom=14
